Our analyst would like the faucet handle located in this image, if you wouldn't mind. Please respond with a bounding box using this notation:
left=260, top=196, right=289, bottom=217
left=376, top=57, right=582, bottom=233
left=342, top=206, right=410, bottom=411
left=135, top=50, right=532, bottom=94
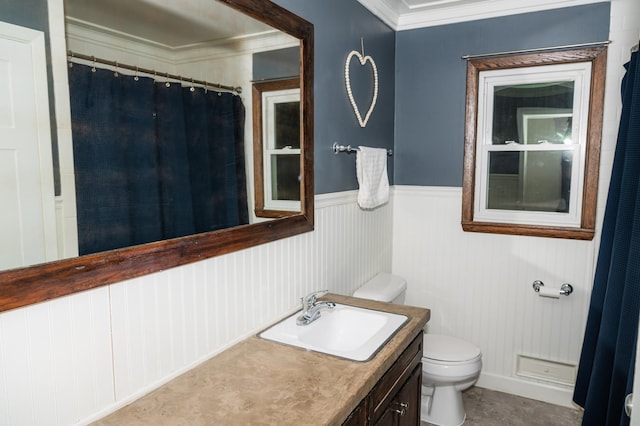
left=301, top=290, right=329, bottom=308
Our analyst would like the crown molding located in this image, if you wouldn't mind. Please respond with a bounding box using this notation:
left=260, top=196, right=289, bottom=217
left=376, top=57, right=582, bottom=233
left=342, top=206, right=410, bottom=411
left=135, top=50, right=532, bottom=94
left=66, top=19, right=297, bottom=67
left=357, top=0, right=401, bottom=29
left=358, top=0, right=609, bottom=31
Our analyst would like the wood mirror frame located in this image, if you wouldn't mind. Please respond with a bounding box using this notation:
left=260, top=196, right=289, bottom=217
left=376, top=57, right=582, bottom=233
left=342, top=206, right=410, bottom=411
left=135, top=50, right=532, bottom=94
left=0, top=0, right=314, bottom=313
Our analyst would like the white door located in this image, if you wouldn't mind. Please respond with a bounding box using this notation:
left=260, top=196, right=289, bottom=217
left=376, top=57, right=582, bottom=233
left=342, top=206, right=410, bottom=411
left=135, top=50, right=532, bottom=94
left=0, top=21, right=57, bottom=270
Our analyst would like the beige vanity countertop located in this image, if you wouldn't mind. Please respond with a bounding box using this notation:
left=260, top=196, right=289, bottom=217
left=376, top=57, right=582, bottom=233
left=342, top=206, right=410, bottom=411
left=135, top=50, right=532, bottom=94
left=93, top=294, right=430, bottom=426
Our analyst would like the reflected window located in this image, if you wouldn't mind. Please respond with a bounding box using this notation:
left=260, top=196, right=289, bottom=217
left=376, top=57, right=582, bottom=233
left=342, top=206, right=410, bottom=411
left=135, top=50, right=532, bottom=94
left=252, top=78, right=301, bottom=217
left=462, top=48, right=607, bottom=239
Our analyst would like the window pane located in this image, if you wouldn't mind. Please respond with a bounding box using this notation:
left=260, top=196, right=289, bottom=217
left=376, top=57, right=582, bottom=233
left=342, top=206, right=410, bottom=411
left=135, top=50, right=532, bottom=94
left=274, top=101, right=300, bottom=149
left=271, top=154, right=300, bottom=201
left=487, top=151, right=572, bottom=213
left=492, top=82, right=574, bottom=145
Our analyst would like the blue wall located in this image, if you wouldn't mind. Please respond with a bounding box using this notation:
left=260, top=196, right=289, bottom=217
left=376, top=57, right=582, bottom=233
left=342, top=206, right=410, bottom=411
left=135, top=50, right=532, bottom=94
left=273, top=0, right=396, bottom=194
left=394, top=2, right=610, bottom=187
left=0, top=0, right=48, bottom=30
left=253, top=47, right=300, bottom=81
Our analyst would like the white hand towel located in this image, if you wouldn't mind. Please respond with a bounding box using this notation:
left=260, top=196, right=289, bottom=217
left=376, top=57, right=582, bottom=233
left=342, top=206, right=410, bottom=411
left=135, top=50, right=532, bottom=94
left=356, top=146, right=389, bottom=209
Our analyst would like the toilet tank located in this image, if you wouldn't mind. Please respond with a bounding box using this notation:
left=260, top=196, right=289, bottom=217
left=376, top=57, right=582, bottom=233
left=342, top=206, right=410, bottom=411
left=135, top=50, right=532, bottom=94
left=353, top=273, right=407, bottom=304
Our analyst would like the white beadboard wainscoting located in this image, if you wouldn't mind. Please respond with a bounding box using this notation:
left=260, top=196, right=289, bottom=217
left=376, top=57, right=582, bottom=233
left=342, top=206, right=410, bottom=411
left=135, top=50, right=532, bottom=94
left=0, top=191, right=392, bottom=426
left=391, top=185, right=596, bottom=407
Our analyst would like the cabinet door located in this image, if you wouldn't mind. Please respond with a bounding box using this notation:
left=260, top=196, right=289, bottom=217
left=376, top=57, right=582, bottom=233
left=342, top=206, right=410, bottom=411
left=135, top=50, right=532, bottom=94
left=375, top=364, right=422, bottom=426
left=396, top=364, right=422, bottom=425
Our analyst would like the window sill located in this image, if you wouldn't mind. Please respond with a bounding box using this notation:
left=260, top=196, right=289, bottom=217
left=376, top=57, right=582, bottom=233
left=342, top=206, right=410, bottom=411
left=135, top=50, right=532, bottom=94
left=461, top=220, right=594, bottom=240
left=255, top=209, right=299, bottom=219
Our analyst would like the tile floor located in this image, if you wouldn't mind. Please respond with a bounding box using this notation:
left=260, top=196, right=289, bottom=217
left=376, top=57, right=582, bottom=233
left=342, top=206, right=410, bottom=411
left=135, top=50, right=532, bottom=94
left=422, top=386, right=583, bottom=426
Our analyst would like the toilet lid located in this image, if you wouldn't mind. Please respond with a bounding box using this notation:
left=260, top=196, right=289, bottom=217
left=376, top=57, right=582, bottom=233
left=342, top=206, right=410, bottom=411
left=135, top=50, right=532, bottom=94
left=423, top=334, right=481, bottom=362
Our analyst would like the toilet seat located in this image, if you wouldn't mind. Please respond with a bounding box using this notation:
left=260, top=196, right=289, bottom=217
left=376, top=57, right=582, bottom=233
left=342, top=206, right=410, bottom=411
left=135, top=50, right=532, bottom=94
left=423, top=334, right=481, bottom=362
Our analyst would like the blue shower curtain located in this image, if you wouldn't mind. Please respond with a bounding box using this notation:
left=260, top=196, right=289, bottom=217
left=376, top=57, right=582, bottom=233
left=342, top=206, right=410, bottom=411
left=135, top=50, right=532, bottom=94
left=69, top=63, right=248, bottom=255
left=573, top=48, right=640, bottom=425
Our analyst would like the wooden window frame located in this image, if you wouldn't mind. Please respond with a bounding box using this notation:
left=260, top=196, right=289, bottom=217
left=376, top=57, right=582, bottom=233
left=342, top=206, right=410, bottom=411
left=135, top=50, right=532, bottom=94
left=461, top=47, right=607, bottom=240
left=252, top=78, right=301, bottom=218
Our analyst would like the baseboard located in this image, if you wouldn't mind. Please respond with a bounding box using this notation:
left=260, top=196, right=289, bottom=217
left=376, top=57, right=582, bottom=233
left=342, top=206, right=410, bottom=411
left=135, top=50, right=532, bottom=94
left=475, top=372, right=580, bottom=409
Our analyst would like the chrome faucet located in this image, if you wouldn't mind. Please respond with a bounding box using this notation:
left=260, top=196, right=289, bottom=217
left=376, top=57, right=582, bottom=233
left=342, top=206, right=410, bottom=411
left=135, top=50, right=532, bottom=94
left=296, top=290, right=336, bottom=326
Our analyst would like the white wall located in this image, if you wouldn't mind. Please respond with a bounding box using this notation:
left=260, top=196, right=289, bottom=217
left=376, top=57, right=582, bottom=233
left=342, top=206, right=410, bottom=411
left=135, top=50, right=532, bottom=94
left=393, top=186, right=594, bottom=406
left=0, top=191, right=392, bottom=425
left=392, top=0, right=640, bottom=408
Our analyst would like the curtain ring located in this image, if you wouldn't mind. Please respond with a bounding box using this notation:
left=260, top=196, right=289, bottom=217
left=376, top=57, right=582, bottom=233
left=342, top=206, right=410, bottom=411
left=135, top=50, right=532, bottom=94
left=91, top=56, right=96, bottom=72
left=114, top=61, right=119, bottom=78
left=68, top=50, right=74, bottom=68
left=134, top=66, right=139, bottom=81
left=165, top=72, right=170, bottom=87
left=190, top=77, right=195, bottom=92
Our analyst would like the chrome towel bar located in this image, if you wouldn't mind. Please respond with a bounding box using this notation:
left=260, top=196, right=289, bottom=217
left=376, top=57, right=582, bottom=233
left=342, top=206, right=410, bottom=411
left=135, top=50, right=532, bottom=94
left=333, top=142, right=392, bottom=156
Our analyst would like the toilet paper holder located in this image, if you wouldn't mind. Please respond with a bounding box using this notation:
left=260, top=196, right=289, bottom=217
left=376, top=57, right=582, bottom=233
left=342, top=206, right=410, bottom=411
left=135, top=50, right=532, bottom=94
left=532, top=280, right=573, bottom=296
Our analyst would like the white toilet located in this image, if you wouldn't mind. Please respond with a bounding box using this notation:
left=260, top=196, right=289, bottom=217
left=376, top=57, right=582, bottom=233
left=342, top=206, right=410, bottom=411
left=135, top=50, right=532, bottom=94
left=353, top=273, right=482, bottom=426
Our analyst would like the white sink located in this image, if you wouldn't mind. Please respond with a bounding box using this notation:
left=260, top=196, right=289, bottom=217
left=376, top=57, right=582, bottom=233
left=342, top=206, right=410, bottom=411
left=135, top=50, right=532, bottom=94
left=259, top=303, right=408, bottom=361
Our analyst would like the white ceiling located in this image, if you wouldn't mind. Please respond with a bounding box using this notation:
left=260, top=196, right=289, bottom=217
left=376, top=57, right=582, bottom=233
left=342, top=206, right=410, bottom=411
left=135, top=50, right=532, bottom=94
left=357, top=0, right=609, bottom=31
left=64, top=0, right=276, bottom=49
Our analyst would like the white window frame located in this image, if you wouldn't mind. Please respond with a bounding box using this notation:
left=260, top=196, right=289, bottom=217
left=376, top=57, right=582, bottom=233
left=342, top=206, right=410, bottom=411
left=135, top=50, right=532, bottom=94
left=473, top=62, right=592, bottom=228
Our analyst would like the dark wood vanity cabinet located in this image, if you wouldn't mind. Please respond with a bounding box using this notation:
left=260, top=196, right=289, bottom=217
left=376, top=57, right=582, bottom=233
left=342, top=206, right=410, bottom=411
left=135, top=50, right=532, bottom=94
left=343, top=333, right=423, bottom=425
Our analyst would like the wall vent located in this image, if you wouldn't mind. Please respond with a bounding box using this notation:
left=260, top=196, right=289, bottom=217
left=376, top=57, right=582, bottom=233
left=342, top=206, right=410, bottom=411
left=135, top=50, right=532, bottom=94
left=516, top=355, right=577, bottom=386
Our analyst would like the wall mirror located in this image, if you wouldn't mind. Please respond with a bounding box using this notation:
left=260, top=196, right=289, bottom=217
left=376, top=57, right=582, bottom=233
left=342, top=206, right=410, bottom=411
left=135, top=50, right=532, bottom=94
left=462, top=47, right=606, bottom=240
left=0, top=0, right=314, bottom=312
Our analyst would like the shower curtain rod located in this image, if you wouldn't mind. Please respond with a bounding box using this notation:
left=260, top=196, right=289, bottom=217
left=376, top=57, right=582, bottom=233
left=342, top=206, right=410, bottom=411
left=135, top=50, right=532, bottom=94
left=461, top=40, right=611, bottom=60
left=67, top=50, right=242, bottom=95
